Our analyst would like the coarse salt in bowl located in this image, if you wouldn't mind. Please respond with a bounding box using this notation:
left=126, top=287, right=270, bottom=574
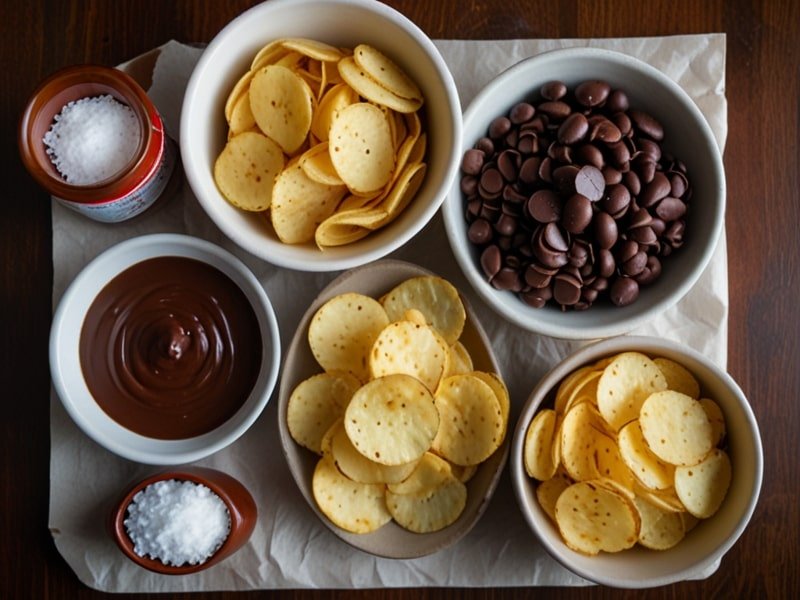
left=443, top=47, right=725, bottom=339
left=181, top=0, right=462, bottom=272
left=510, top=336, right=763, bottom=588
left=50, top=234, right=281, bottom=465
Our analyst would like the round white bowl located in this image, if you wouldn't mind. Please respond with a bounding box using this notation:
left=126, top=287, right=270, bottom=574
left=50, top=234, right=281, bottom=465
left=510, top=336, right=762, bottom=588
left=181, top=0, right=462, bottom=272
left=443, top=47, right=725, bottom=339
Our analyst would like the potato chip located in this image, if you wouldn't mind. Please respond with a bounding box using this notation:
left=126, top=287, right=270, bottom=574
left=299, top=141, right=344, bottom=186
left=270, top=161, right=347, bottom=243
left=369, top=320, right=448, bottom=392
left=282, top=37, right=344, bottom=62
left=594, top=476, right=636, bottom=502
left=681, top=511, right=700, bottom=533
left=371, top=162, right=426, bottom=227
left=387, top=452, right=451, bottom=495
left=699, top=398, right=726, bottom=446
left=449, top=462, right=478, bottom=484
left=315, top=222, right=372, bottom=249
left=594, top=432, right=635, bottom=490
left=329, top=421, right=418, bottom=484
left=228, top=90, right=256, bottom=136
left=524, top=408, right=558, bottom=480
left=560, top=403, right=606, bottom=482
left=345, top=374, right=439, bottom=466
left=250, top=39, right=290, bottom=71
left=617, top=420, right=675, bottom=490
left=287, top=371, right=361, bottom=454
left=639, top=390, right=713, bottom=466
left=308, top=292, right=389, bottom=382
left=633, top=495, right=685, bottom=550
left=319, top=419, right=339, bottom=457
left=250, top=64, right=314, bottom=154
left=674, top=448, right=731, bottom=519
left=353, top=44, right=423, bottom=101
left=312, top=456, right=391, bottom=533
left=407, top=132, right=427, bottom=164
left=225, top=69, right=254, bottom=124
left=653, top=357, right=701, bottom=398
left=329, top=102, right=395, bottom=194
left=597, top=352, right=668, bottom=431
left=386, top=476, right=467, bottom=533
left=311, top=83, right=359, bottom=141
left=337, top=56, right=423, bottom=113
left=381, top=276, right=466, bottom=345
left=214, top=131, right=285, bottom=211
left=432, top=374, right=503, bottom=466
left=562, top=370, right=602, bottom=415
left=633, top=482, right=685, bottom=513
left=555, top=481, right=639, bottom=555
left=470, top=371, right=510, bottom=428
left=448, top=341, right=474, bottom=376
left=554, top=366, right=596, bottom=414
left=536, top=469, right=573, bottom=523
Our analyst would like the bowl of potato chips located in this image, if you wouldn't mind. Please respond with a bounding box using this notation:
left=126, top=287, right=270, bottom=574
left=278, top=259, right=510, bottom=558
left=181, top=0, right=462, bottom=271
left=511, top=336, right=762, bottom=588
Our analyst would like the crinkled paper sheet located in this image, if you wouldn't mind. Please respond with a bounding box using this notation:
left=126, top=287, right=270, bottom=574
left=49, top=34, right=727, bottom=591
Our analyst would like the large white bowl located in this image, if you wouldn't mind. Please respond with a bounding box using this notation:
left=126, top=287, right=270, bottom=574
left=50, top=234, right=281, bottom=465
left=510, top=336, right=762, bottom=588
left=443, top=47, right=725, bottom=339
left=181, top=0, right=462, bottom=272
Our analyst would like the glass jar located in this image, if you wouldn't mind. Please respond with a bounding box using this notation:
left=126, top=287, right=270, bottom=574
left=18, top=65, right=178, bottom=223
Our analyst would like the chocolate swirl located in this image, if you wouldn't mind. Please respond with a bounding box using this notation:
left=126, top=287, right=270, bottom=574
left=80, top=257, right=262, bottom=439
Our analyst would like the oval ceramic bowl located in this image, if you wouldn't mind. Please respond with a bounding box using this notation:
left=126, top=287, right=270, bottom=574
left=110, top=467, right=257, bottom=574
left=510, top=336, right=763, bottom=588
left=443, top=47, right=726, bottom=339
left=181, top=0, right=462, bottom=272
left=277, top=259, right=509, bottom=558
left=50, top=233, right=281, bottom=465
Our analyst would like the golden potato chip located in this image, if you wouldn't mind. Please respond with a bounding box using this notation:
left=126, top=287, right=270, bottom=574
left=225, top=69, right=254, bottom=123
left=337, top=56, right=423, bottom=113
left=322, top=59, right=343, bottom=88
left=282, top=37, right=344, bottom=62
left=387, top=452, right=451, bottom=495
left=449, top=462, right=478, bottom=484
left=381, top=276, right=466, bottom=345
left=214, top=131, right=285, bottom=211
left=555, top=481, right=640, bottom=555
left=407, top=132, right=427, bottom=164
left=315, top=221, right=372, bottom=249
left=273, top=50, right=304, bottom=70
left=681, top=511, right=700, bottom=532
left=617, top=420, right=675, bottom=490
left=633, top=495, right=685, bottom=550
left=329, top=102, right=395, bottom=194
left=401, top=308, right=427, bottom=326
left=470, top=371, right=509, bottom=429
left=554, top=366, right=596, bottom=415
left=448, top=341, right=474, bottom=376
left=270, top=161, right=346, bottom=244
left=353, top=44, right=423, bottom=101
left=329, top=420, right=418, bottom=484
left=560, top=403, right=606, bottom=482
left=633, top=482, right=685, bottom=513
left=287, top=371, right=361, bottom=454
left=594, top=476, right=636, bottom=502
left=299, top=141, right=344, bottom=186
left=386, top=476, right=466, bottom=533
left=524, top=408, right=558, bottom=481
left=536, top=469, right=573, bottom=523
left=371, top=162, right=426, bottom=227
left=250, top=39, right=291, bottom=71
left=674, top=448, right=731, bottom=519
left=250, top=64, right=314, bottom=154
left=594, top=432, right=635, bottom=490
left=344, top=374, right=439, bottom=466
left=432, top=374, right=503, bottom=466
left=312, top=456, right=391, bottom=534
left=597, top=352, right=668, bottom=431
left=369, top=320, right=447, bottom=392
left=699, top=398, right=726, bottom=446
left=308, top=292, right=389, bottom=382
left=319, top=419, right=339, bottom=457
left=639, top=390, right=713, bottom=466
left=653, top=357, right=701, bottom=398
left=228, top=90, right=256, bottom=136
left=311, top=83, right=359, bottom=142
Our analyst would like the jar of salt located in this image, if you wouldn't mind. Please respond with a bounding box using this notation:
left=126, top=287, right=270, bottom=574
left=19, top=64, right=178, bottom=223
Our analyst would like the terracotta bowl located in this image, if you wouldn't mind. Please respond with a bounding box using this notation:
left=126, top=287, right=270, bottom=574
left=109, top=467, right=257, bottom=575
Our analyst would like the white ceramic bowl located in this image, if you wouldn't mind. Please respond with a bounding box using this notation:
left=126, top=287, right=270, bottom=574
left=181, top=0, right=462, bottom=272
left=443, top=47, right=725, bottom=339
left=510, top=336, right=762, bottom=588
left=50, top=234, right=281, bottom=465
left=277, top=259, right=509, bottom=558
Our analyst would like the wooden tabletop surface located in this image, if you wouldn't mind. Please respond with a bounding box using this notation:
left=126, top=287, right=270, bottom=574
left=2, top=0, right=797, bottom=598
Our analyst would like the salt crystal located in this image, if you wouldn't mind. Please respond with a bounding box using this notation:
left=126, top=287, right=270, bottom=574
left=43, top=94, right=141, bottom=185
left=124, top=479, right=231, bottom=566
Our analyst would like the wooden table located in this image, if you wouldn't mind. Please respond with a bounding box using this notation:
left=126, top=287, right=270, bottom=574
left=2, top=1, right=797, bottom=598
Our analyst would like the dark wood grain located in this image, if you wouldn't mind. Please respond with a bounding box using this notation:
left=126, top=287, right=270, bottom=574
left=2, top=1, right=797, bottom=598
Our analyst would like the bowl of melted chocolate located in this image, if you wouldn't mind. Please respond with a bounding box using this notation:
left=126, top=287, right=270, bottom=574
left=50, top=234, right=281, bottom=464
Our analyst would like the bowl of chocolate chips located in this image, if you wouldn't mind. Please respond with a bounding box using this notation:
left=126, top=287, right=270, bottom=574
left=442, top=47, right=725, bottom=339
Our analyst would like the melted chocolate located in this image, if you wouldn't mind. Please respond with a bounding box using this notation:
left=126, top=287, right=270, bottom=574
left=80, top=256, right=262, bottom=439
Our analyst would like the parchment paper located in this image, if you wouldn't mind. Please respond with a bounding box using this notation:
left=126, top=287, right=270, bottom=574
left=49, top=34, right=728, bottom=591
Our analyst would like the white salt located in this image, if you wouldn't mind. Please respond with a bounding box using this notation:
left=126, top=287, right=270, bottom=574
left=124, top=479, right=231, bottom=566
left=43, top=94, right=141, bottom=185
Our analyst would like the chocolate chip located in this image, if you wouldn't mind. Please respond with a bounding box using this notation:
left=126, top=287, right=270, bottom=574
left=629, top=108, right=664, bottom=141
left=558, top=113, right=589, bottom=145
left=510, top=102, right=535, bottom=124
left=489, top=116, right=512, bottom=139
left=540, top=81, right=567, bottom=101
left=461, top=149, right=484, bottom=175
left=575, top=80, right=611, bottom=107
left=610, top=277, right=639, bottom=306
left=562, top=194, right=593, bottom=234
left=594, top=212, right=618, bottom=249
left=538, top=100, right=572, bottom=120
left=606, top=89, right=630, bottom=113
left=468, top=219, right=493, bottom=244
left=480, top=245, right=501, bottom=279
left=654, top=196, right=687, bottom=221
left=574, top=165, right=605, bottom=201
